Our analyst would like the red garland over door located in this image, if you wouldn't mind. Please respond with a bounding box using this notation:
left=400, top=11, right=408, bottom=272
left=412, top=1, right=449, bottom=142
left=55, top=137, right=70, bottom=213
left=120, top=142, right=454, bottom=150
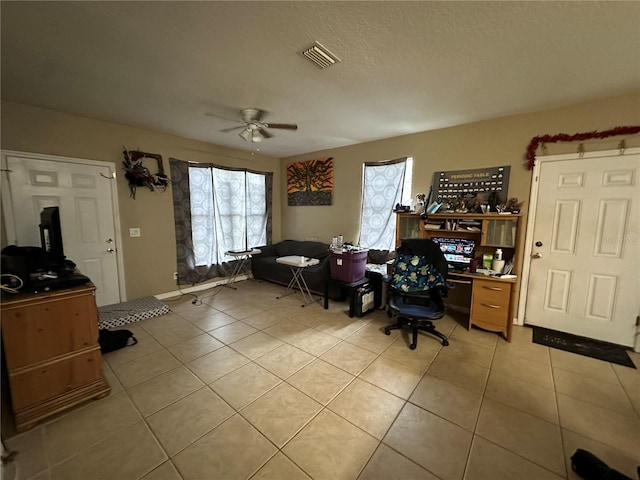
left=526, top=126, right=640, bottom=169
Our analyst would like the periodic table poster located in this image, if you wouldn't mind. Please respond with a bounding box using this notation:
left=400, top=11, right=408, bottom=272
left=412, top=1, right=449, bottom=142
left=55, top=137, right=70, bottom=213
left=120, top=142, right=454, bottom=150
left=432, top=165, right=510, bottom=203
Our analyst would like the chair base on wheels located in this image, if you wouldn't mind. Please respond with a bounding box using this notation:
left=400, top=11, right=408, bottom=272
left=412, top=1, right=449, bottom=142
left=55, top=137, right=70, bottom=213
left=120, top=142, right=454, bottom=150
left=384, top=315, right=449, bottom=350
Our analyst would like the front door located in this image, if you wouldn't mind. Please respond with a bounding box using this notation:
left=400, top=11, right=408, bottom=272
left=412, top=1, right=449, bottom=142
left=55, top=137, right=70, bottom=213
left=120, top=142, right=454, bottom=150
left=524, top=150, right=640, bottom=347
left=2, top=152, right=122, bottom=306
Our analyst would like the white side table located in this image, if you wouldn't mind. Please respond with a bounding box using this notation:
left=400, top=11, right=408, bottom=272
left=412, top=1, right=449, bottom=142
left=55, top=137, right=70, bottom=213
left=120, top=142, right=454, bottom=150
left=275, top=255, right=320, bottom=306
left=224, top=248, right=262, bottom=289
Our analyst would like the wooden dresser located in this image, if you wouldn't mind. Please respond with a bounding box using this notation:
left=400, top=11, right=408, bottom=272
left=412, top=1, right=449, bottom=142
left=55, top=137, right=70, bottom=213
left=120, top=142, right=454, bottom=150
left=1, top=284, right=110, bottom=431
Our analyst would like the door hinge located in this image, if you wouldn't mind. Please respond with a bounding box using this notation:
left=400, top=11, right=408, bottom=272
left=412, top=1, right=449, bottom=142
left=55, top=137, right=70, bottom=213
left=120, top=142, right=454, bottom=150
left=636, top=315, right=640, bottom=327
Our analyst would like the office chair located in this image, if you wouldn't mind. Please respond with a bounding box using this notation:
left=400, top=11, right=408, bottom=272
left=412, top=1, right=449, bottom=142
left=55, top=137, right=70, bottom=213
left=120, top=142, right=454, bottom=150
left=384, top=238, right=450, bottom=349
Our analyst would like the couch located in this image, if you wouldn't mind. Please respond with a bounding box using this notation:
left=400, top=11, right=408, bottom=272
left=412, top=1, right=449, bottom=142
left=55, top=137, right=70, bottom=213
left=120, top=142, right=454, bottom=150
left=251, top=240, right=332, bottom=296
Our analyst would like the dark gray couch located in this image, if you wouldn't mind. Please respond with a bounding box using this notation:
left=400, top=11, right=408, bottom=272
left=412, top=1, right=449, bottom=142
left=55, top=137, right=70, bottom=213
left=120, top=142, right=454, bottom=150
left=251, top=240, right=331, bottom=295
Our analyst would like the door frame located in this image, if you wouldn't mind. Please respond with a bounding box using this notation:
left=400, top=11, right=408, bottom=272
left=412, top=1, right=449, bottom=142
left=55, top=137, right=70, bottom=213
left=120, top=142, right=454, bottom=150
left=517, top=147, right=640, bottom=346
left=1, top=149, right=126, bottom=303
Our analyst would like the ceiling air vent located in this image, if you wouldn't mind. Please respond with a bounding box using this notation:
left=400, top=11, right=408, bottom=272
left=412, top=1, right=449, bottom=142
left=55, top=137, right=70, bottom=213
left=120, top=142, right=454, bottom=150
left=300, top=42, right=340, bottom=69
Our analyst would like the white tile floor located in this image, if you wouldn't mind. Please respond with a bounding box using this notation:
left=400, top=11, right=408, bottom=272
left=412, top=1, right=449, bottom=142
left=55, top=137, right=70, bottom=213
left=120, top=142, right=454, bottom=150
left=2, top=279, right=639, bottom=480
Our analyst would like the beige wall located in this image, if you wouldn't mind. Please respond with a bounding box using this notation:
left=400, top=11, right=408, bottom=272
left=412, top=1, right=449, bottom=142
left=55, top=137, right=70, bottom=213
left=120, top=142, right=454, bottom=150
left=2, top=91, right=639, bottom=301
left=281, top=90, right=640, bottom=315
left=281, top=90, right=640, bottom=247
left=1, top=101, right=282, bottom=300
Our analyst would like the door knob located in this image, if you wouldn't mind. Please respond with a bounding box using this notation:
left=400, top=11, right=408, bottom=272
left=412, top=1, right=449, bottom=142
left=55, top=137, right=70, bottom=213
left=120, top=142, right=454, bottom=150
left=107, top=248, right=115, bottom=253
left=532, top=252, right=542, bottom=259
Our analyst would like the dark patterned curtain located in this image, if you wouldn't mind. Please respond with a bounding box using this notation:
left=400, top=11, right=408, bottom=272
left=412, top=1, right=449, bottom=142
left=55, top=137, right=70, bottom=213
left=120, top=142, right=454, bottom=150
left=169, top=158, right=272, bottom=285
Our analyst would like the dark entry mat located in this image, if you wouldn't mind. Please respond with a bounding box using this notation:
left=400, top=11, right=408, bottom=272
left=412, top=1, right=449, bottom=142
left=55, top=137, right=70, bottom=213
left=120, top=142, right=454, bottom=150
left=532, top=326, right=636, bottom=368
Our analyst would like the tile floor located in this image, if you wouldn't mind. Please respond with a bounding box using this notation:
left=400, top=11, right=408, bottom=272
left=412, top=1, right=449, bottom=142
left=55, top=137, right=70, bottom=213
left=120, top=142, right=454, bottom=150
left=2, top=279, right=639, bottom=480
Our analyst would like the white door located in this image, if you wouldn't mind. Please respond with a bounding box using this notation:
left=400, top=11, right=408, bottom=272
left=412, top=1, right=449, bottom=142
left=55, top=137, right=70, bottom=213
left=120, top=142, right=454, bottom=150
left=2, top=152, right=122, bottom=306
left=524, top=150, right=640, bottom=347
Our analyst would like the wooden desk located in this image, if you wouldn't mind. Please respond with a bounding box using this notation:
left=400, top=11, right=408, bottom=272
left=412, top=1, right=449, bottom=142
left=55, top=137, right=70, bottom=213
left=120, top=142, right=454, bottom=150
left=448, top=272, right=517, bottom=341
left=1, top=284, right=111, bottom=431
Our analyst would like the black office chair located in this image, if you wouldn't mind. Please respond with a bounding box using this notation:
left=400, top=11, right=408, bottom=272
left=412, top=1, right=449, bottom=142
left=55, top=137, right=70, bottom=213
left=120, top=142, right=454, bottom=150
left=384, top=238, right=450, bottom=349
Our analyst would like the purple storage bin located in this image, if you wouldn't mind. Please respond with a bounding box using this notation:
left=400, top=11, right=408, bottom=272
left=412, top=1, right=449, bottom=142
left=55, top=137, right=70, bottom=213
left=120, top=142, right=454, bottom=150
left=330, top=250, right=368, bottom=282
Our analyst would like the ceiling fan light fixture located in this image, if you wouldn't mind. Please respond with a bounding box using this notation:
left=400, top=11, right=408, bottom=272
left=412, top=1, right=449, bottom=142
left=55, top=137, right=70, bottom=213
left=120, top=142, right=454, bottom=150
left=239, top=128, right=252, bottom=142
left=252, top=130, right=264, bottom=143
left=239, top=127, right=264, bottom=143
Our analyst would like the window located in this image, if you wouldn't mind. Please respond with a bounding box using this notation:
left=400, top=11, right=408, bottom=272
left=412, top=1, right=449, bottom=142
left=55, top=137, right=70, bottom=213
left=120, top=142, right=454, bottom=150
left=189, top=167, right=267, bottom=266
left=169, top=158, right=272, bottom=285
left=359, top=157, right=412, bottom=251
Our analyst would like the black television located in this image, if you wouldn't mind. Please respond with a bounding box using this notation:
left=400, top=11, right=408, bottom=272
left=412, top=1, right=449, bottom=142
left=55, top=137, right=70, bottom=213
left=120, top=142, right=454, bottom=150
left=39, top=206, right=66, bottom=270
left=431, top=236, right=476, bottom=271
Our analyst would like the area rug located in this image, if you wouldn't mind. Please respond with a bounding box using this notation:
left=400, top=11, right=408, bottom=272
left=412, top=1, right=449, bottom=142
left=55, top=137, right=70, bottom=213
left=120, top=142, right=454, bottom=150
left=98, top=296, right=169, bottom=329
left=532, top=326, right=635, bottom=368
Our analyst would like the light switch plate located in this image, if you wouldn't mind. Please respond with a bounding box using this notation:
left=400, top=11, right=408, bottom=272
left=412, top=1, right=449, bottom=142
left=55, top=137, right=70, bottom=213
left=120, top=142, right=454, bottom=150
left=129, top=228, right=141, bottom=237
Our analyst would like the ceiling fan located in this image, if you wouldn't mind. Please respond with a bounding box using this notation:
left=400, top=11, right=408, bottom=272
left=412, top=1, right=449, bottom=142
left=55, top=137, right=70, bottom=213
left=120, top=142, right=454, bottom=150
left=207, top=108, right=298, bottom=143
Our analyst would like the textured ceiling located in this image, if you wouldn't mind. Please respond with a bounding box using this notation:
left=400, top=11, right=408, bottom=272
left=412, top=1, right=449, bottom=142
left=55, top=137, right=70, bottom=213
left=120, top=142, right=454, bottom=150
left=2, top=1, right=639, bottom=158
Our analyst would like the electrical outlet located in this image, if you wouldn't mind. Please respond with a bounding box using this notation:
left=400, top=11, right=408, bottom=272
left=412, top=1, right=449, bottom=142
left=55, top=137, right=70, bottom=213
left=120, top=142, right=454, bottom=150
left=173, top=272, right=178, bottom=280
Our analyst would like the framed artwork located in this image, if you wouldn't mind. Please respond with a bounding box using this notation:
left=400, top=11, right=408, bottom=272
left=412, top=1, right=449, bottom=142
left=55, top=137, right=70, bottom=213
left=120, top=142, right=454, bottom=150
left=287, top=157, right=333, bottom=206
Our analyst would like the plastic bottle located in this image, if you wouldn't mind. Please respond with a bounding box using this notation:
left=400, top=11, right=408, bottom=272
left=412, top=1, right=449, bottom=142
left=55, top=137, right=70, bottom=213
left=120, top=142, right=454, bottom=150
left=492, top=249, right=505, bottom=273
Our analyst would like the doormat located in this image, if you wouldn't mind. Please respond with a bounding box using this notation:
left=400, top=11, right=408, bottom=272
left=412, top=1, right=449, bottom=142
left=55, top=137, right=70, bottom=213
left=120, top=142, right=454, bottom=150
left=98, top=296, right=169, bottom=330
left=532, top=326, right=635, bottom=368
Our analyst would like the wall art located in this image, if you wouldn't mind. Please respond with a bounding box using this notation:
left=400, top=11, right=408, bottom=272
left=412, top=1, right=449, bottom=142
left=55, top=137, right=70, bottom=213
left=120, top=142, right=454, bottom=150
left=287, top=157, right=333, bottom=206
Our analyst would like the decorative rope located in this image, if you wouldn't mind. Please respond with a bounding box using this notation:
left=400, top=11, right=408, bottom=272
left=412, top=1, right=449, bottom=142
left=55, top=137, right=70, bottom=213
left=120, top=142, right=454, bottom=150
left=526, top=126, right=640, bottom=169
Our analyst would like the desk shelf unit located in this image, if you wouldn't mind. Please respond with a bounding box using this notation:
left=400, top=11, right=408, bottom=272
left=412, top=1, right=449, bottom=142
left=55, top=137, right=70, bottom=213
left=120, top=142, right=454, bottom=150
left=395, top=212, right=523, bottom=341
left=0, top=284, right=111, bottom=431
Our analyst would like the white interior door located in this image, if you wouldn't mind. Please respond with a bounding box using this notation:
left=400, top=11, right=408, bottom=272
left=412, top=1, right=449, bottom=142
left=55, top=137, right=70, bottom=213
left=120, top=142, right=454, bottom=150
left=524, top=150, right=640, bottom=347
left=2, top=152, right=122, bottom=306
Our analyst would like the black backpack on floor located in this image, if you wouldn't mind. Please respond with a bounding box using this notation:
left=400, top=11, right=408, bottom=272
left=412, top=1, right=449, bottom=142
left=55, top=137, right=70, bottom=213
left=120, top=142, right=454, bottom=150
left=98, top=329, right=137, bottom=353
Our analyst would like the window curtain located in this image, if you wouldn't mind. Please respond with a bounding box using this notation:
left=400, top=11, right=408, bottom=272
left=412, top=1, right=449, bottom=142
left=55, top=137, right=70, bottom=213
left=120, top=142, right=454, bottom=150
left=358, top=157, right=407, bottom=251
left=169, top=158, right=272, bottom=285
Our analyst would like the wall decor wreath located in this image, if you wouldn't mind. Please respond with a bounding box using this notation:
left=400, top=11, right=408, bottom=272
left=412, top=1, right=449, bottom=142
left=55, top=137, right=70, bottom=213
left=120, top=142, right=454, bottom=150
left=122, top=148, right=170, bottom=198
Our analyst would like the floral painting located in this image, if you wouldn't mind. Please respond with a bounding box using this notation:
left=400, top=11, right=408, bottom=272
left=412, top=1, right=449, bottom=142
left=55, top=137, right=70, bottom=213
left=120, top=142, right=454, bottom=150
left=287, top=157, right=333, bottom=206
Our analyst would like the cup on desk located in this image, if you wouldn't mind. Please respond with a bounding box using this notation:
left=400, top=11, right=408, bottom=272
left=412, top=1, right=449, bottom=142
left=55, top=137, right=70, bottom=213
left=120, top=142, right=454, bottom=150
left=469, top=258, right=480, bottom=273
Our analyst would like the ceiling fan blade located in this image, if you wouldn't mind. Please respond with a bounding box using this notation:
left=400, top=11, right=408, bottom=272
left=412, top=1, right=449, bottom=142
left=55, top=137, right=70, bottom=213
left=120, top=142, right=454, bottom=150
left=220, top=125, right=245, bottom=133
left=205, top=112, right=242, bottom=123
left=264, top=123, right=298, bottom=130
left=257, top=127, right=273, bottom=139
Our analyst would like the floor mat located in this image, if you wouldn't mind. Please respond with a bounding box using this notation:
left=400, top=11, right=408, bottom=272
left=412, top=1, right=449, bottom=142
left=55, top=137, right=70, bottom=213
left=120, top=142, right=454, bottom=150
left=98, top=296, right=169, bottom=329
left=532, top=326, right=635, bottom=368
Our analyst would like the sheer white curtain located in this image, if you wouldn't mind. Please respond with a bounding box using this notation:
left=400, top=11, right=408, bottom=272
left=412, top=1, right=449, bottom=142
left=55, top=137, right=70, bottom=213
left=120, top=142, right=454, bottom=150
left=189, top=166, right=267, bottom=267
left=359, top=157, right=410, bottom=251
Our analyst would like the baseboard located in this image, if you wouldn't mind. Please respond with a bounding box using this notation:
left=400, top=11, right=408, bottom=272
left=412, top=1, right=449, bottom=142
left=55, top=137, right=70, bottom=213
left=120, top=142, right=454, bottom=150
left=155, top=274, right=250, bottom=300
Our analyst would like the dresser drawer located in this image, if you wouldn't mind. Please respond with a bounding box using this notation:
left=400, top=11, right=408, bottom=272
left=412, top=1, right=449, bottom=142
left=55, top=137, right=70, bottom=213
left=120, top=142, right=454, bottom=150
left=470, top=279, right=511, bottom=330
left=9, top=349, right=103, bottom=410
left=1, top=290, right=98, bottom=369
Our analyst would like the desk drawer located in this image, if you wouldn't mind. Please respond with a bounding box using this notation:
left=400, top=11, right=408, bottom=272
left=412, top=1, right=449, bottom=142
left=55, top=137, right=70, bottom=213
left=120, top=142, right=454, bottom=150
left=470, top=279, right=511, bottom=330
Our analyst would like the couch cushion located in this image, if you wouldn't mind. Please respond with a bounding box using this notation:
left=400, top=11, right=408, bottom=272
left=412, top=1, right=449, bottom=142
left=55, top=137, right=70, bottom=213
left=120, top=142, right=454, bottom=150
left=275, top=240, right=329, bottom=259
